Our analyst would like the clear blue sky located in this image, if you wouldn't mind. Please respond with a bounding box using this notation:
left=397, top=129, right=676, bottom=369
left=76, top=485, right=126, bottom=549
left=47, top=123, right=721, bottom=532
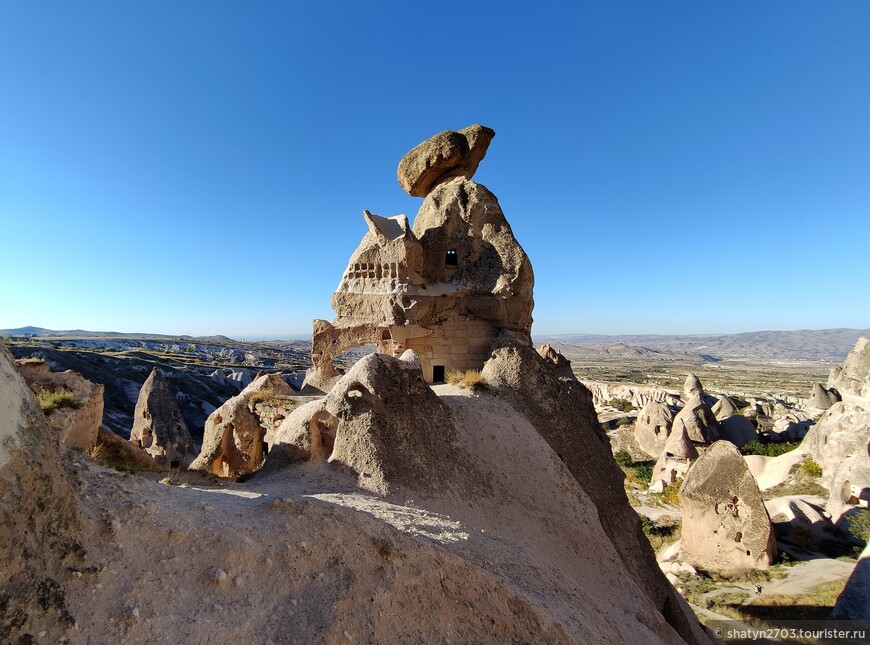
left=1, top=2, right=868, bottom=338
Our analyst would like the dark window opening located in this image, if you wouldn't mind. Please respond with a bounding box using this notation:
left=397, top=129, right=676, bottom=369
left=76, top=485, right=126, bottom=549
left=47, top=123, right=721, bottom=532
left=445, top=250, right=458, bottom=267
left=433, top=365, right=445, bottom=383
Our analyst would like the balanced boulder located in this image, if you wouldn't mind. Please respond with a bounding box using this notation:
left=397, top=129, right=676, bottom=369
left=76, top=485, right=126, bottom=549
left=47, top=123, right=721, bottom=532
left=397, top=124, right=495, bottom=197
left=680, top=441, right=777, bottom=573
left=129, top=368, right=196, bottom=467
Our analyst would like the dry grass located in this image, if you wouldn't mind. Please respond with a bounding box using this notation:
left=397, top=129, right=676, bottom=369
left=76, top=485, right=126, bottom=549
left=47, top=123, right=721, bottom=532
left=446, top=369, right=486, bottom=391
left=37, top=388, right=80, bottom=413
left=86, top=439, right=166, bottom=473
left=248, top=388, right=298, bottom=408
left=714, top=579, right=847, bottom=622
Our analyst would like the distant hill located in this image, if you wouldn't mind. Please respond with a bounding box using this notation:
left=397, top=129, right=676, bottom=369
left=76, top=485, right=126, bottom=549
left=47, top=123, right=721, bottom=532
left=0, top=327, right=239, bottom=342
left=536, top=328, right=870, bottom=363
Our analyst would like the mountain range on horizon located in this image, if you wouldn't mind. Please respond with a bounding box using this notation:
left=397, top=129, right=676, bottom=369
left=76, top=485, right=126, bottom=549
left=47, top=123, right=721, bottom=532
left=3, top=325, right=868, bottom=363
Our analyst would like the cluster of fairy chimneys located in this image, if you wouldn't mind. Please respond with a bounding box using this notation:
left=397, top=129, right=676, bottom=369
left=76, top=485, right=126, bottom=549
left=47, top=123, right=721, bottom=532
left=635, top=373, right=761, bottom=492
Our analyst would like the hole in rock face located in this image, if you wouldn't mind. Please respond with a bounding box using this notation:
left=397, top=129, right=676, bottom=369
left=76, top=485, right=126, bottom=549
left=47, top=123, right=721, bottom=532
left=433, top=365, right=445, bottom=383
left=735, top=531, right=743, bottom=543
left=310, top=410, right=339, bottom=460
left=445, top=250, right=458, bottom=267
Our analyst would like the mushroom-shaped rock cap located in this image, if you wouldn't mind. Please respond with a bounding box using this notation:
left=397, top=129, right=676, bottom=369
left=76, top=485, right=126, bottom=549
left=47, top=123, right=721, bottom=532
left=684, top=373, right=704, bottom=398
left=397, top=124, right=495, bottom=197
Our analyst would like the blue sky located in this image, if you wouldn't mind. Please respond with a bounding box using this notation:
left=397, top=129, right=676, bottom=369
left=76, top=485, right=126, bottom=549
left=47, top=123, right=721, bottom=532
left=1, top=2, right=868, bottom=338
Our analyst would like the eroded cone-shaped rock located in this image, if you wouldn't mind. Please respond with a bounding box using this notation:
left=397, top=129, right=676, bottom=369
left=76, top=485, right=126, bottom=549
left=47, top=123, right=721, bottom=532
left=0, top=344, right=82, bottom=642
left=810, top=382, right=841, bottom=410
left=680, top=441, right=777, bottom=573
left=651, top=422, right=698, bottom=488
left=832, top=540, right=870, bottom=619
left=192, top=373, right=294, bottom=479
left=322, top=351, right=469, bottom=495
left=828, top=337, right=870, bottom=398
left=672, top=396, right=721, bottom=446
left=17, top=359, right=103, bottom=449
left=634, top=400, right=676, bottom=458
left=684, top=373, right=704, bottom=398
left=129, top=368, right=197, bottom=467
left=711, top=395, right=739, bottom=421
left=719, top=415, right=760, bottom=448
left=480, top=342, right=709, bottom=645
left=397, top=124, right=495, bottom=197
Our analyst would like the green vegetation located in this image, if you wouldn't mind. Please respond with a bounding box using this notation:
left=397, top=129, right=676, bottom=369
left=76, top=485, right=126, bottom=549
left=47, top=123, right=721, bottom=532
left=36, top=388, right=80, bottom=413
left=640, top=515, right=681, bottom=550
left=606, top=397, right=634, bottom=413
left=614, top=449, right=633, bottom=467
left=740, top=440, right=800, bottom=457
left=799, top=458, right=823, bottom=477
left=617, top=416, right=633, bottom=426
left=633, top=463, right=653, bottom=484
left=652, top=478, right=683, bottom=506
left=615, top=451, right=654, bottom=486
left=845, top=509, right=870, bottom=545
left=446, top=368, right=486, bottom=391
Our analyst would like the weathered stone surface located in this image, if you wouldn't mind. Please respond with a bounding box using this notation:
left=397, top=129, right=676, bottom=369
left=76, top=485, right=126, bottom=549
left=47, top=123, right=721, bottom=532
left=828, top=337, right=870, bottom=398
left=801, top=401, right=870, bottom=522
left=809, top=382, right=841, bottom=410
left=191, top=373, right=295, bottom=479
left=651, top=422, right=698, bottom=488
left=680, top=441, right=777, bottom=573
left=480, top=342, right=708, bottom=644
left=583, top=381, right=682, bottom=409
left=90, top=425, right=167, bottom=471
left=684, top=373, right=704, bottom=398
left=711, top=395, right=739, bottom=421
left=832, top=540, right=870, bottom=619
left=397, top=124, right=495, bottom=197
left=309, top=173, right=533, bottom=387
left=0, top=344, right=82, bottom=642
left=536, top=344, right=576, bottom=380
left=635, top=400, right=676, bottom=458
left=719, top=415, right=760, bottom=448
left=129, top=368, right=197, bottom=468
left=672, top=396, right=721, bottom=446
left=17, top=359, right=103, bottom=449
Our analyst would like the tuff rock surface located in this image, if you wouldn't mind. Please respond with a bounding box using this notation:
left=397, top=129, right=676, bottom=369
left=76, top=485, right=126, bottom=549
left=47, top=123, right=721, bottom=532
left=17, top=359, right=103, bottom=449
left=309, top=126, right=533, bottom=389
left=680, top=441, right=777, bottom=573
left=635, top=400, right=676, bottom=458
left=397, top=124, right=495, bottom=197
left=828, top=336, right=870, bottom=398
left=129, top=368, right=197, bottom=467
left=191, top=373, right=295, bottom=479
